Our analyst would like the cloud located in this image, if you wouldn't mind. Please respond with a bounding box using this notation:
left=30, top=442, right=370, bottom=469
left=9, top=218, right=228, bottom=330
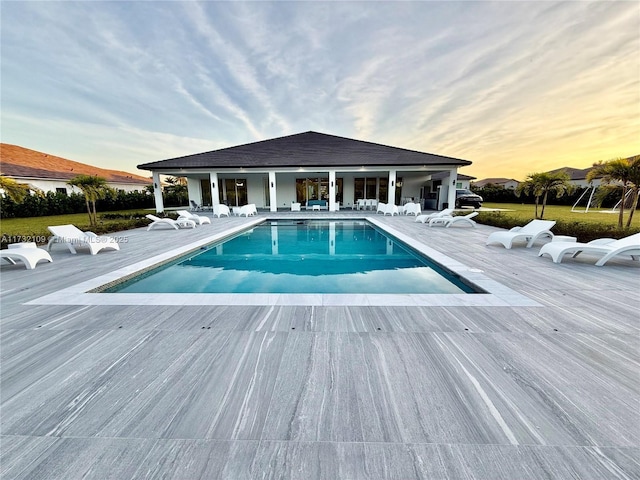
left=1, top=1, right=638, bottom=180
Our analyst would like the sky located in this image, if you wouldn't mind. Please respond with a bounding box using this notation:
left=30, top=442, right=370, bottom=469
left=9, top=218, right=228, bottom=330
left=1, top=1, right=638, bottom=181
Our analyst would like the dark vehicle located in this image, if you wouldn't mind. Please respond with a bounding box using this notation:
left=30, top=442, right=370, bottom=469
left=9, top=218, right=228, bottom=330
left=455, top=189, right=483, bottom=209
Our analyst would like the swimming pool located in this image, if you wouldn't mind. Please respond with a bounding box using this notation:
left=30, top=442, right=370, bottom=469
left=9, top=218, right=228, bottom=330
left=107, top=220, right=480, bottom=294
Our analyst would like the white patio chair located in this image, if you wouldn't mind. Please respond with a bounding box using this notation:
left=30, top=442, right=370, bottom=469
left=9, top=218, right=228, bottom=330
left=376, top=202, right=387, bottom=214
left=145, top=214, right=195, bottom=231
left=429, top=211, right=478, bottom=228
left=291, top=202, right=301, bottom=212
left=538, top=233, right=640, bottom=266
left=47, top=224, right=121, bottom=255
left=486, top=219, right=556, bottom=249
left=239, top=204, right=257, bottom=217
left=415, top=208, right=454, bottom=223
left=1, top=244, right=53, bottom=269
left=177, top=210, right=211, bottom=225
left=213, top=204, right=230, bottom=218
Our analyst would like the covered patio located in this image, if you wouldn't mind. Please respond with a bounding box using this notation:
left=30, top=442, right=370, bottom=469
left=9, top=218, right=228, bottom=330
left=138, top=132, right=474, bottom=213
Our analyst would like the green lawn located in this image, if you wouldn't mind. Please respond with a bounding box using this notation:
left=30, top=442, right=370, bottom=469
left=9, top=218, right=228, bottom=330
left=0, top=209, right=153, bottom=247
left=481, top=203, right=640, bottom=227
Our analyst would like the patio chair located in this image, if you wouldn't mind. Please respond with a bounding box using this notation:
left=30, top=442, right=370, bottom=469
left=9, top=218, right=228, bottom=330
left=376, top=202, right=387, bottom=214
left=190, top=200, right=202, bottom=211
left=383, top=204, right=399, bottom=216
left=403, top=202, right=422, bottom=216
left=429, top=211, right=478, bottom=228
left=1, top=244, right=53, bottom=269
left=486, top=219, right=556, bottom=249
left=291, top=202, right=301, bottom=212
left=213, top=204, right=230, bottom=218
left=538, top=233, right=640, bottom=266
left=239, top=204, right=257, bottom=217
left=177, top=210, right=211, bottom=225
left=47, top=224, right=121, bottom=255
left=145, top=214, right=195, bottom=231
left=415, top=208, right=454, bottom=223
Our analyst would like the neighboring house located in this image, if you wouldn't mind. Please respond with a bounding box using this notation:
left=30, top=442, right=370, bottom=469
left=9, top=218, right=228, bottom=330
left=0, top=144, right=152, bottom=194
left=472, top=177, right=519, bottom=189
left=546, top=167, right=601, bottom=188
left=137, top=131, right=473, bottom=212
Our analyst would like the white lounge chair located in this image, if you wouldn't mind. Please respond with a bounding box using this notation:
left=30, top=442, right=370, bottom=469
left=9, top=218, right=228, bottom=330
left=47, top=224, right=121, bottom=255
left=486, top=219, right=556, bottom=249
left=239, top=204, right=257, bottom=217
left=538, top=233, right=640, bottom=266
left=213, top=204, right=230, bottom=218
left=415, top=208, right=454, bottom=223
left=145, top=214, right=195, bottom=231
left=1, top=244, right=53, bottom=269
left=291, top=202, right=301, bottom=212
left=177, top=210, right=211, bottom=225
left=429, top=211, right=478, bottom=227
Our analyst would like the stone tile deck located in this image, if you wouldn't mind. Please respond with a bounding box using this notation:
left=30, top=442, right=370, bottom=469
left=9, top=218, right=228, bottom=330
left=1, top=211, right=639, bottom=479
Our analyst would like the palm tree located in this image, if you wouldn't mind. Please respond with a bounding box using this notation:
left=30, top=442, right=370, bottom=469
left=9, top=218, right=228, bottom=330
left=0, top=175, right=32, bottom=203
left=587, top=156, right=640, bottom=228
left=68, top=174, right=111, bottom=227
left=515, top=171, right=574, bottom=219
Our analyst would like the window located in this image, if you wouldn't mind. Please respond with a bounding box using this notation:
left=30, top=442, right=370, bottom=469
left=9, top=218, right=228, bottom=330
left=55, top=188, right=67, bottom=195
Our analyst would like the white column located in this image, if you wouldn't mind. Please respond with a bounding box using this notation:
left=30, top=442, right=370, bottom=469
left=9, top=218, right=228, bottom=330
left=388, top=170, right=397, bottom=205
left=210, top=172, right=220, bottom=205
left=329, top=170, right=336, bottom=211
left=269, top=171, right=277, bottom=212
left=152, top=171, right=164, bottom=213
left=447, top=169, right=458, bottom=209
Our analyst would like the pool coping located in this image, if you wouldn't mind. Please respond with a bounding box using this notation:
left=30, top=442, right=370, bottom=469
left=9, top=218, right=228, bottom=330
left=27, top=216, right=541, bottom=307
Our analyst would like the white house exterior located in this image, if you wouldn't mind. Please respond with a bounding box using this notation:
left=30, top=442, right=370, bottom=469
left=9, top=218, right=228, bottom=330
left=138, top=132, right=473, bottom=213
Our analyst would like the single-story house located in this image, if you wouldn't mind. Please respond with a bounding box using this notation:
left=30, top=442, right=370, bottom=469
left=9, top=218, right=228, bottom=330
left=0, top=144, right=152, bottom=194
left=137, top=131, right=473, bottom=213
left=472, top=177, right=519, bottom=189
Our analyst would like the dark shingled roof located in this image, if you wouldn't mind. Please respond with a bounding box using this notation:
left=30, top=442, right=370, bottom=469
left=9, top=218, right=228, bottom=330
left=137, top=132, right=472, bottom=170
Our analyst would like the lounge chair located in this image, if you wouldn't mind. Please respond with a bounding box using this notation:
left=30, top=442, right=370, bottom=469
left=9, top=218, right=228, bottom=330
left=190, top=200, right=202, bottom=211
left=538, top=233, right=640, bottom=266
left=213, top=204, right=230, bottom=218
left=239, top=204, right=257, bottom=217
left=47, top=224, right=121, bottom=255
left=145, top=214, right=195, bottom=231
left=429, top=211, right=478, bottom=227
left=415, top=208, right=454, bottom=223
left=1, top=244, right=53, bottom=269
left=291, top=202, right=301, bottom=212
left=177, top=210, right=211, bottom=225
left=486, top=219, right=556, bottom=249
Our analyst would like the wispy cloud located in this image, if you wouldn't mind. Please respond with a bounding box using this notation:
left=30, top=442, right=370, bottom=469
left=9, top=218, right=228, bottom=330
left=1, top=1, right=637, bottom=178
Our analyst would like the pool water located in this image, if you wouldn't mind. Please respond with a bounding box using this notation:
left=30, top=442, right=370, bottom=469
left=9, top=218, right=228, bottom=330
left=109, top=220, right=479, bottom=294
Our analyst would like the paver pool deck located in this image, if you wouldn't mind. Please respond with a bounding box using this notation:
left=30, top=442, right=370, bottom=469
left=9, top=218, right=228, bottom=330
left=1, top=212, right=638, bottom=479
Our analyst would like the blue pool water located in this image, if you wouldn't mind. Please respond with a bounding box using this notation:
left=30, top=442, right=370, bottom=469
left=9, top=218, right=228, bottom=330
left=109, top=220, right=479, bottom=294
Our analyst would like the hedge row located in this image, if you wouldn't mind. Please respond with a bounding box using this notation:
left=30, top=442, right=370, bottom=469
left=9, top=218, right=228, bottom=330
left=475, top=212, right=640, bottom=243
left=0, top=190, right=188, bottom=218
